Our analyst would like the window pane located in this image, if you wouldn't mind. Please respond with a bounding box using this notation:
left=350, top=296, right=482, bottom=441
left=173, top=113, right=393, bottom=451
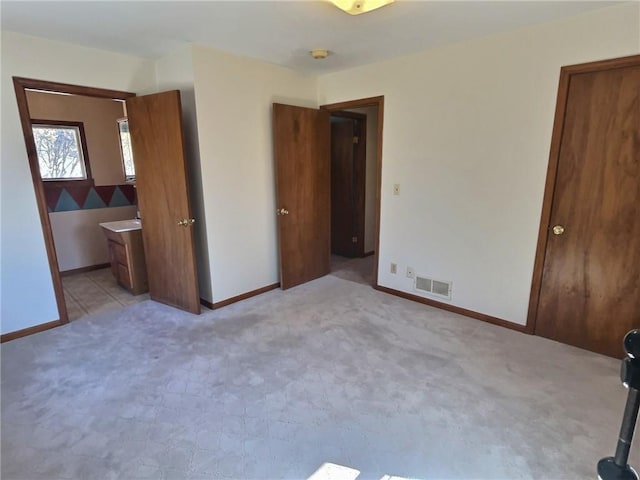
left=32, top=126, right=87, bottom=180
left=118, top=119, right=135, bottom=179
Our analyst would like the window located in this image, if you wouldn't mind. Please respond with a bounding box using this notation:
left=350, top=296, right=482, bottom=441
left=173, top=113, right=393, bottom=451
left=117, top=118, right=135, bottom=181
left=31, top=121, right=91, bottom=182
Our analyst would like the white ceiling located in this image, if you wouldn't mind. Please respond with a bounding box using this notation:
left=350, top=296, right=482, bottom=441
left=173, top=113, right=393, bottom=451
left=1, top=1, right=620, bottom=74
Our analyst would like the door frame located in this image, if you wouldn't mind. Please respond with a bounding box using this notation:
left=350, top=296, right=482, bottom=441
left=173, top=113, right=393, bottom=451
left=12, top=77, right=135, bottom=325
left=330, top=110, right=367, bottom=257
left=525, top=54, right=640, bottom=335
left=321, top=96, right=384, bottom=285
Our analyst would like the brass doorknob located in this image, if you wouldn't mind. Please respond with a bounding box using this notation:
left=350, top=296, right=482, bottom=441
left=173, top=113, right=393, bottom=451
left=277, top=208, right=289, bottom=216
left=552, top=225, right=565, bottom=235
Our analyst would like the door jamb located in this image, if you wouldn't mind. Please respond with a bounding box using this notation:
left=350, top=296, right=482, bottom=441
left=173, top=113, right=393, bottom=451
left=12, top=77, right=135, bottom=326
left=321, top=96, right=384, bottom=286
left=525, top=54, right=640, bottom=335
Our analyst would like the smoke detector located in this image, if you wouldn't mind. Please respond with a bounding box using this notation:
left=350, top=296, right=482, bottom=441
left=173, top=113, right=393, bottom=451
left=310, top=49, right=329, bottom=60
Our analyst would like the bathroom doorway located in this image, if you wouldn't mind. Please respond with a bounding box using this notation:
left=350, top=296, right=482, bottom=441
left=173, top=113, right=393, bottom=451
left=16, top=82, right=144, bottom=322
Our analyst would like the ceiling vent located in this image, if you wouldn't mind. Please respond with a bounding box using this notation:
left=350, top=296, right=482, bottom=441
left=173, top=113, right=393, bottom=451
left=415, top=275, right=452, bottom=300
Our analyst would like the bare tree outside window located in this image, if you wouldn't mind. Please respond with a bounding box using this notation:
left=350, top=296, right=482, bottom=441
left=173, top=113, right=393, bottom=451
left=32, top=124, right=87, bottom=180
left=118, top=118, right=135, bottom=180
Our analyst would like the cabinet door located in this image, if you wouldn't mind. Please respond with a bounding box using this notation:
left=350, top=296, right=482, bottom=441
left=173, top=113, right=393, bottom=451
left=108, top=240, right=119, bottom=278
left=117, top=263, right=132, bottom=290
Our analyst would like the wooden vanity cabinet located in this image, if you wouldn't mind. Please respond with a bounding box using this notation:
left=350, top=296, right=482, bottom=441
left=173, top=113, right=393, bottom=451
left=103, top=228, right=148, bottom=295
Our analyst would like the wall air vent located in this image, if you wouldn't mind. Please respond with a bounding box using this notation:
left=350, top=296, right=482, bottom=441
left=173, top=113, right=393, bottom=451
left=415, top=275, right=452, bottom=300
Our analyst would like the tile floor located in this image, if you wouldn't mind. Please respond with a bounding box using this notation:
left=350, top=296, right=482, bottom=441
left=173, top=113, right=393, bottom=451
left=62, top=267, right=150, bottom=321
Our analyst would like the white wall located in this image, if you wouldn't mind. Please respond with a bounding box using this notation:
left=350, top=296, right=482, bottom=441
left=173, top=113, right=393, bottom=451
left=1, top=31, right=156, bottom=334
left=192, top=45, right=317, bottom=303
left=50, top=206, right=137, bottom=271
left=317, top=3, right=640, bottom=325
left=346, top=106, right=378, bottom=254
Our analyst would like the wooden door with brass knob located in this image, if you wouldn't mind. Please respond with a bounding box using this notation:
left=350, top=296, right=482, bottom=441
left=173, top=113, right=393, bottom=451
left=530, top=55, right=640, bottom=357
left=273, top=103, right=330, bottom=289
left=126, top=90, right=200, bottom=314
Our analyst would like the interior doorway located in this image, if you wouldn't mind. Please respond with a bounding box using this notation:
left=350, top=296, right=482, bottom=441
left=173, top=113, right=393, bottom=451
left=12, top=78, right=200, bottom=331
left=26, top=89, right=147, bottom=321
left=330, top=111, right=366, bottom=258
left=328, top=107, right=378, bottom=285
left=13, top=78, right=137, bottom=325
left=272, top=96, right=383, bottom=290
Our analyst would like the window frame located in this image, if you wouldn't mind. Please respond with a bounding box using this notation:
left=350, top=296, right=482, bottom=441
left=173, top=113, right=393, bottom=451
left=30, top=119, right=94, bottom=187
left=116, top=117, right=135, bottom=182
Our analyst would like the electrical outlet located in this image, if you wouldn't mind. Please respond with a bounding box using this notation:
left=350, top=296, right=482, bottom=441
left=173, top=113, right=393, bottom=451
left=390, top=263, right=397, bottom=274
left=406, top=267, right=415, bottom=279
left=393, top=184, right=400, bottom=195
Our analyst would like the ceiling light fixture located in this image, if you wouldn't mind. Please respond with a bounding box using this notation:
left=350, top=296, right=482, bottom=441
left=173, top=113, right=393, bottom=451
left=329, top=0, right=394, bottom=15
left=310, top=49, right=329, bottom=60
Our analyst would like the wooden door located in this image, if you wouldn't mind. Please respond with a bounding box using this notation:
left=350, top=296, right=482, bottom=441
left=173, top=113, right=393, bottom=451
left=273, top=103, right=330, bottom=289
left=126, top=91, right=200, bottom=314
left=532, top=57, right=640, bottom=357
left=331, top=118, right=356, bottom=257
left=331, top=114, right=367, bottom=258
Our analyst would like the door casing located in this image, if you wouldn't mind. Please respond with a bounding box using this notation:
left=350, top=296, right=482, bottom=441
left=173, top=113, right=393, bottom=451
left=321, top=96, right=384, bottom=285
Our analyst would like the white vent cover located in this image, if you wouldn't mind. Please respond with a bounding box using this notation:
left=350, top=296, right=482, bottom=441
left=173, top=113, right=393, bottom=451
left=415, top=275, right=452, bottom=300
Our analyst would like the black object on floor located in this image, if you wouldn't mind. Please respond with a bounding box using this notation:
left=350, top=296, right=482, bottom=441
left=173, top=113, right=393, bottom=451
left=598, top=329, right=640, bottom=480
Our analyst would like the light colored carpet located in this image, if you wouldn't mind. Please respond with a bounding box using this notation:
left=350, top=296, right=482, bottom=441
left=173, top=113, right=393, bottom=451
left=1, top=262, right=635, bottom=479
left=330, top=255, right=374, bottom=286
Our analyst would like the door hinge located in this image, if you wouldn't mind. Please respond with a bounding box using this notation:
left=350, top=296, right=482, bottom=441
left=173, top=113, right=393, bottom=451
left=353, top=136, right=359, bottom=144
left=352, top=236, right=358, bottom=243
